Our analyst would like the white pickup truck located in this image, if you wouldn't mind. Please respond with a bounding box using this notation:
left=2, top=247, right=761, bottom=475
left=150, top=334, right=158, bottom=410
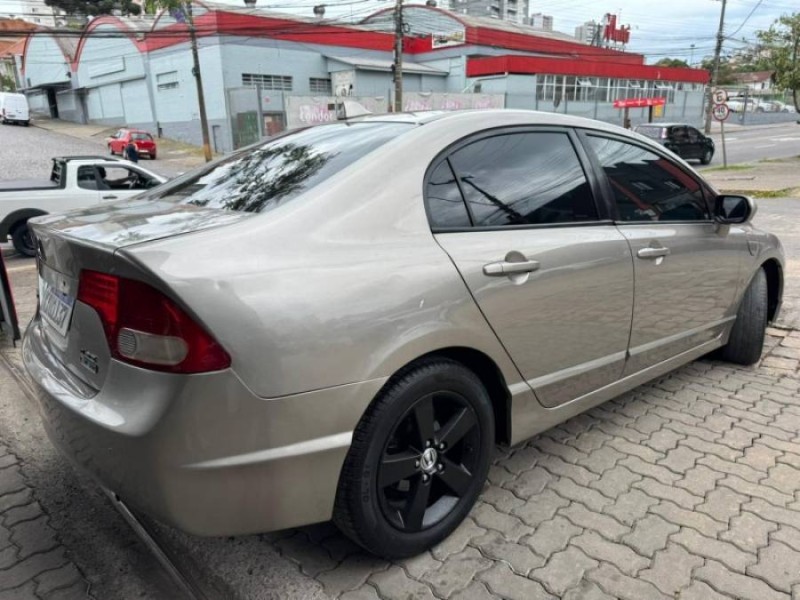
left=0, top=155, right=167, bottom=256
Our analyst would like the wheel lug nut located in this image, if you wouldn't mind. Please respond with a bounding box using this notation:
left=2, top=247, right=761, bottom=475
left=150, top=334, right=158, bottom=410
left=415, top=460, right=420, bottom=468
left=425, top=440, right=432, bottom=448
left=438, top=442, right=446, bottom=451
left=437, top=463, right=443, bottom=471
left=422, top=474, right=430, bottom=482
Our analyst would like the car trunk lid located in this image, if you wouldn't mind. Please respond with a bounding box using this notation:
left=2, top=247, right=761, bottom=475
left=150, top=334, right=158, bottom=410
left=29, top=198, right=250, bottom=391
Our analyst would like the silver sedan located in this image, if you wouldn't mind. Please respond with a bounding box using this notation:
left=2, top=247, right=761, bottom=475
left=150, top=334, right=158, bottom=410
left=23, top=110, right=784, bottom=558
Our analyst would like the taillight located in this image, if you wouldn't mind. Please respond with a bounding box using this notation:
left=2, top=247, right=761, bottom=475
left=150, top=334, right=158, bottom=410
left=77, top=270, right=230, bottom=374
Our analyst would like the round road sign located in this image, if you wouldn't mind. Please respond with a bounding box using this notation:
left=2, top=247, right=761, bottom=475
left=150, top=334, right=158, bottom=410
left=712, top=89, right=729, bottom=105
left=712, top=103, right=730, bottom=122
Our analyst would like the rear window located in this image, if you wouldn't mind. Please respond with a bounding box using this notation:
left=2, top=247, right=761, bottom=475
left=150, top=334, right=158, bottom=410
left=140, top=121, right=414, bottom=214
left=131, top=133, right=153, bottom=142
left=635, top=126, right=664, bottom=140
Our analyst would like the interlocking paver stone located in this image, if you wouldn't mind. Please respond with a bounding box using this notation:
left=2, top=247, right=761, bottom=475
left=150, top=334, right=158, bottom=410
left=529, top=546, right=597, bottom=597
left=677, top=464, right=724, bottom=496
left=745, top=499, right=800, bottom=530
left=561, top=580, right=615, bottom=600
left=504, top=467, right=553, bottom=499
left=696, top=559, right=788, bottom=600
left=639, top=543, right=704, bottom=596
left=449, top=581, right=494, bottom=600
left=771, top=526, right=800, bottom=552
left=478, top=563, right=555, bottom=600
left=748, top=541, right=800, bottom=593
left=588, top=466, right=640, bottom=500
left=550, top=477, right=612, bottom=512
left=34, top=563, right=83, bottom=596
left=0, top=489, right=31, bottom=515
left=721, top=512, right=778, bottom=552
left=471, top=503, right=530, bottom=542
left=671, top=529, right=756, bottom=573
left=633, top=477, right=702, bottom=509
left=696, top=487, right=748, bottom=522
left=340, top=585, right=382, bottom=600
left=520, top=516, right=580, bottom=558
left=510, top=490, right=568, bottom=528
left=617, top=456, right=680, bottom=484
left=558, top=504, right=628, bottom=541
left=602, top=489, right=657, bottom=526
left=645, top=429, right=685, bottom=453
left=431, top=518, right=486, bottom=561
left=315, top=554, right=387, bottom=597
left=764, top=463, right=800, bottom=496
left=576, top=446, right=624, bottom=475
left=587, top=562, right=670, bottom=600
left=471, top=531, right=544, bottom=575
left=621, top=514, right=679, bottom=557
left=369, top=566, right=436, bottom=600
left=10, top=515, right=59, bottom=559
left=424, top=547, right=492, bottom=598
left=679, top=581, right=738, bottom=600
left=658, top=446, right=702, bottom=473
left=680, top=436, right=740, bottom=461
left=570, top=531, right=648, bottom=576
left=719, top=474, right=794, bottom=506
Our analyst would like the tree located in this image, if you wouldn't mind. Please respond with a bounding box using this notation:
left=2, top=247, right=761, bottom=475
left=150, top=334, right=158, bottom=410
left=654, top=58, right=690, bottom=68
left=757, top=13, right=800, bottom=111
left=701, top=56, right=737, bottom=85
left=43, top=0, right=141, bottom=17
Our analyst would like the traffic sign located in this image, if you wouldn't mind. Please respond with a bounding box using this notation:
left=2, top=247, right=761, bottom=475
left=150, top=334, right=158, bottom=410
left=712, top=103, right=731, bottom=121
left=712, top=89, right=728, bottom=105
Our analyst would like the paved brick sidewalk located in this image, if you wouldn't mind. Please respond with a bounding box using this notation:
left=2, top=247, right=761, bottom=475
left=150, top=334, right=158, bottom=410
left=257, top=329, right=800, bottom=600
left=0, top=442, right=92, bottom=600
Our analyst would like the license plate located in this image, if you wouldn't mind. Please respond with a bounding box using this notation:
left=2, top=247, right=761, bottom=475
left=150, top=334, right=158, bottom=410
left=39, top=276, right=75, bottom=337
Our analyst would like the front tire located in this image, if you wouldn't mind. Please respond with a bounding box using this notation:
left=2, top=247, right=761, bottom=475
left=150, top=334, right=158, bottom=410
left=700, top=149, right=713, bottom=165
left=11, top=222, right=36, bottom=257
left=334, top=358, right=494, bottom=558
left=721, top=268, right=768, bottom=365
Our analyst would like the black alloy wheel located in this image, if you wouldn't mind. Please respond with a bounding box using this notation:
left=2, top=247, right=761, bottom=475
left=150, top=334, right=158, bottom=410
left=11, top=223, right=36, bottom=257
left=333, top=358, right=494, bottom=558
left=378, top=391, right=480, bottom=532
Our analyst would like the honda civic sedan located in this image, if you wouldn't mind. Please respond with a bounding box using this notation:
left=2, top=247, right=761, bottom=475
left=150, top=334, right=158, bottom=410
left=24, top=110, right=784, bottom=558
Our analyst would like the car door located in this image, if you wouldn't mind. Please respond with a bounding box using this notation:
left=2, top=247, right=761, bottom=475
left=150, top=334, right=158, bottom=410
left=430, top=128, right=634, bottom=408
left=582, top=133, right=746, bottom=375
left=685, top=127, right=704, bottom=160
left=72, top=165, right=102, bottom=206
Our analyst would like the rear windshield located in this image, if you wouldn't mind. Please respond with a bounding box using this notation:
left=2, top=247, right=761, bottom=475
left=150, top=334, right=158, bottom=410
left=132, top=133, right=153, bottom=141
left=140, top=121, right=414, bottom=214
left=635, top=126, right=664, bottom=139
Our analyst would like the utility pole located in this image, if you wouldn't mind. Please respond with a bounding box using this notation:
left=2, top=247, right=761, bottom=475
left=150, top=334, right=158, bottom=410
left=704, top=0, right=727, bottom=134
left=186, top=1, right=212, bottom=162
left=392, top=0, right=403, bottom=112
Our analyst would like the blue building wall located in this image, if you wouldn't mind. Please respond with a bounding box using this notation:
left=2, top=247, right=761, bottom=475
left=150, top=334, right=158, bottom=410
left=24, top=35, right=70, bottom=89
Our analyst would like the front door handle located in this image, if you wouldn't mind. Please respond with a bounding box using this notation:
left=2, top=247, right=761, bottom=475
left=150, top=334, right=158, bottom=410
left=483, top=259, right=541, bottom=276
left=637, top=247, right=670, bottom=259
left=102, top=195, right=117, bottom=200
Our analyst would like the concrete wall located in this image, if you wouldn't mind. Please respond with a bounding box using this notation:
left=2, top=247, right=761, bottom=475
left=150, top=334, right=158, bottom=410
left=23, top=35, right=70, bottom=88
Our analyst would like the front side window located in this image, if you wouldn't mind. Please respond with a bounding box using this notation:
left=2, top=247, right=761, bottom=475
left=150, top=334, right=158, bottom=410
left=137, top=122, right=413, bottom=214
left=447, top=132, right=598, bottom=227
left=99, top=166, right=151, bottom=190
left=587, top=136, right=710, bottom=222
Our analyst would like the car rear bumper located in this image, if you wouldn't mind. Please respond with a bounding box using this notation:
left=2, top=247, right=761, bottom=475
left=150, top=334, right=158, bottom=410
left=23, top=316, right=386, bottom=535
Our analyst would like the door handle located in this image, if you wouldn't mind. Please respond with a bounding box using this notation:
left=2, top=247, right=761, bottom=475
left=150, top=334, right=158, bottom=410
left=483, top=259, right=541, bottom=276
left=102, top=195, right=117, bottom=200
left=637, top=247, right=670, bottom=259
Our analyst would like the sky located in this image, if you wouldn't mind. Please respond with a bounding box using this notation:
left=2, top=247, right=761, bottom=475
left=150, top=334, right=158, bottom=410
left=211, top=0, right=797, bottom=64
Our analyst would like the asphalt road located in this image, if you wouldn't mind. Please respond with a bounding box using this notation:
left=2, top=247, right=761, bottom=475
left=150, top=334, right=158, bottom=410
left=701, top=124, right=800, bottom=169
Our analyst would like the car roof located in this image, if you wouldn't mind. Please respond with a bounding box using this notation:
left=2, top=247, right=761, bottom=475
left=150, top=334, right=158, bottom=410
left=54, top=155, right=123, bottom=163
left=349, top=109, right=642, bottom=136
left=635, top=123, right=695, bottom=128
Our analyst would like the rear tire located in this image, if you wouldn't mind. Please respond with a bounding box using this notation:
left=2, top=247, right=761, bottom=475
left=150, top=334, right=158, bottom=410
left=333, top=358, right=494, bottom=558
left=721, top=268, right=768, bottom=365
left=11, top=222, right=36, bottom=257
left=23, top=120, right=29, bottom=127
left=150, top=152, right=157, bottom=160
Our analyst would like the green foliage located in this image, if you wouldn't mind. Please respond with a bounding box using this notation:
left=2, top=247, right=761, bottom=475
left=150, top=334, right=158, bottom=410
left=757, top=13, right=800, bottom=111
left=701, top=57, right=738, bottom=85
left=0, top=73, right=15, bottom=91
left=43, top=0, right=141, bottom=16
left=654, top=58, right=690, bottom=68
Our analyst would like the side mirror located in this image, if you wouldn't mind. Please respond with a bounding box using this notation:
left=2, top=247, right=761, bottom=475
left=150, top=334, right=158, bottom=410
left=714, top=194, right=756, bottom=224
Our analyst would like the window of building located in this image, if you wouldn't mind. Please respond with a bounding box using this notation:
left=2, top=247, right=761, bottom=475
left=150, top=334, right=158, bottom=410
left=586, top=136, right=710, bottom=222
left=156, top=71, right=179, bottom=91
left=446, top=132, right=598, bottom=227
left=309, top=77, right=332, bottom=95
left=242, top=73, right=293, bottom=91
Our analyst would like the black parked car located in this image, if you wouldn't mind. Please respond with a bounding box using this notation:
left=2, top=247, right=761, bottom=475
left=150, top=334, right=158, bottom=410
left=634, top=123, right=715, bottom=165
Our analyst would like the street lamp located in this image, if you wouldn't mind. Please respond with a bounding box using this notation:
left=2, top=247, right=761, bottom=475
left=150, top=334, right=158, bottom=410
left=690, top=44, right=696, bottom=67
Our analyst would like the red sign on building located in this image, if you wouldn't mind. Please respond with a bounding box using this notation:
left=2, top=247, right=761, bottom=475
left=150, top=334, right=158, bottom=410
left=613, top=97, right=667, bottom=109
left=604, top=14, right=631, bottom=45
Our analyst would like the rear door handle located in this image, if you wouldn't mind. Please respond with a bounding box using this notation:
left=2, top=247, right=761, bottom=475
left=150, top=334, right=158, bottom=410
left=102, top=195, right=117, bottom=200
left=483, top=260, right=541, bottom=276
left=637, top=247, right=670, bottom=259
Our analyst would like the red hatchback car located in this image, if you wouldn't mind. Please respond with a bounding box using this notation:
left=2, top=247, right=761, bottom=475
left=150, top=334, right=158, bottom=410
left=108, top=128, right=157, bottom=159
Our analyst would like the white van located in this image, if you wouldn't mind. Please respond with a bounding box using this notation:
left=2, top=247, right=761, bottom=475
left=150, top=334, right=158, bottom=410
left=0, top=93, right=30, bottom=126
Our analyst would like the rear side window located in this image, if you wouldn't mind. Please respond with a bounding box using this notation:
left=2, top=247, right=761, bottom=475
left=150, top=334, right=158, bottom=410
left=426, top=160, right=471, bottom=228
left=139, top=122, right=413, bottom=214
left=587, top=135, right=710, bottom=222
left=447, top=132, right=598, bottom=227
left=635, top=126, right=663, bottom=140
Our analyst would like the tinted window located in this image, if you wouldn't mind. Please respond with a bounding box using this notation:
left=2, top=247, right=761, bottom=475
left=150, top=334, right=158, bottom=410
left=635, top=126, right=663, bottom=140
left=137, top=122, right=413, bottom=214
left=448, top=132, right=597, bottom=227
left=426, top=160, right=471, bottom=228
left=132, top=133, right=153, bottom=142
left=77, top=166, right=99, bottom=190
left=588, top=136, right=710, bottom=222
